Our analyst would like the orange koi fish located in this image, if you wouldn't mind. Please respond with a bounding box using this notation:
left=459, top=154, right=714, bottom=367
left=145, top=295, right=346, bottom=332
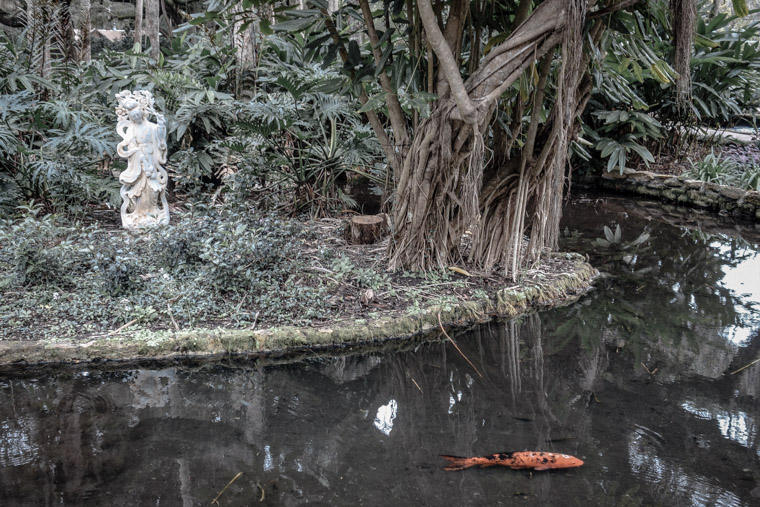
left=440, top=451, right=584, bottom=471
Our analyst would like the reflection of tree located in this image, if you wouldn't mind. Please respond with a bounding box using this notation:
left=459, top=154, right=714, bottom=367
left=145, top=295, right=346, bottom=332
left=0, top=373, right=133, bottom=504
left=558, top=198, right=754, bottom=377
left=374, top=315, right=599, bottom=504
left=0, top=318, right=599, bottom=503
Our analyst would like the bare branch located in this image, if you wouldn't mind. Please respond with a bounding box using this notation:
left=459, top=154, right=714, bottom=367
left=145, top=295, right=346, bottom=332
left=358, top=0, right=409, bottom=149
left=589, top=0, right=641, bottom=20
left=320, top=8, right=400, bottom=172
left=417, top=0, right=477, bottom=122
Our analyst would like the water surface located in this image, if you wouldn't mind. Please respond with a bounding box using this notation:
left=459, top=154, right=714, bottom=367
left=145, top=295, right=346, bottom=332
left=1, top=194, right=759, bottom=506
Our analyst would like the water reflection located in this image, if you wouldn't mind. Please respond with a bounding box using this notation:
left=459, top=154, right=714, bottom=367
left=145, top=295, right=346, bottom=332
left=682, top=399, right=758, bottom=454
left=559, top=197, right=760, bottom=381
left=0, top=194, right=759, bottom=505
left=626, top=429, right=744, bottom=507
left=374, top=400, right=398, bottom=436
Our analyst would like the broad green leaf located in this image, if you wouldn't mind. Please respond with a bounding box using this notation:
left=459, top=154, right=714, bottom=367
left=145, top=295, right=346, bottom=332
left=272, top=17, right=315, bottom=32
left=358, top=93, right=387, bottom=113
left=604, top=226, right=615, bottom=243
left=375, top=44, right=393, bottom=77
left=694, top=33, right=719, bottom=48
left=732, top=0, right=749, bottom=17
left=348, top=40, right=361, bottom=67
left=483, top=32, right=510, bottom=55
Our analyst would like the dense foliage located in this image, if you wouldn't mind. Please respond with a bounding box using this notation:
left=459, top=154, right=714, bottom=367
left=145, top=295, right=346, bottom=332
left=579, top=0, right=760, bottom=175
left=0, top=24, right=385, bottom=217
left=2, top=0, right=760, bottom=336
left=3, top=1, right=758, bottom=215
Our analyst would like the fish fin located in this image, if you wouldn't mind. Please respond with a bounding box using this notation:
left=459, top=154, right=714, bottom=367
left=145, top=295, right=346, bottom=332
left=440, top=455, right=474, bottom=471
left=533, top=465, right=552, bottom=471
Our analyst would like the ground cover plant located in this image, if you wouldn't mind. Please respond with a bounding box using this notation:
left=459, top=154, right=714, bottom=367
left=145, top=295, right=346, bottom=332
left=680, top=144, right=760, bottom=190
left=0, top=204, right=327, bottom=339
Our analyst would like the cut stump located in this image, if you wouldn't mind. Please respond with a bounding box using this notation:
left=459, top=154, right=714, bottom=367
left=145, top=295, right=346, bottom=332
left=347, top=215, right=388, bottom=245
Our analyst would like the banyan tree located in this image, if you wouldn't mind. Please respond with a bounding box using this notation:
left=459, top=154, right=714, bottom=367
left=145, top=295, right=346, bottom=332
left=383, top=0, right=698, bottom=277
left=389, top=0, right=589, bottom=275
left=203, top=0, right=702, bottom=278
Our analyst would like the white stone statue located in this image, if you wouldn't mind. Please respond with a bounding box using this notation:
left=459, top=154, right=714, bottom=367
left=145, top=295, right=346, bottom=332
left=115, top=90, right=170, bottom=231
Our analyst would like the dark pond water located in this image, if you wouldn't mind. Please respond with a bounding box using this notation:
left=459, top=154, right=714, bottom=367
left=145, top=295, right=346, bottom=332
left=2, top=194, right=760, bottom=506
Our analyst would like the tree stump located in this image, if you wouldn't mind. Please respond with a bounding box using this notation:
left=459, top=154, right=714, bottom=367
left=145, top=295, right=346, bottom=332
left=347, top=215, right=388, bottom=245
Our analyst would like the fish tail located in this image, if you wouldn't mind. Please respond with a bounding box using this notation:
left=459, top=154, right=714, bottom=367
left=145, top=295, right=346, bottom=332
left=440, top=455, right=477, bottom=471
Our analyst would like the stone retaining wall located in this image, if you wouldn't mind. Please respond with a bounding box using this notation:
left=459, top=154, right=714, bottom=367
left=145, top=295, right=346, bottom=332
left=597, top=169, right=760, bottom=220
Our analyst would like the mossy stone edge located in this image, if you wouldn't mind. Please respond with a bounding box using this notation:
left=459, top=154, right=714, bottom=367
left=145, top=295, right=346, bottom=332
left=0, top=255, right=598, bottom=367
left=591, top=168, right=760, bottom=220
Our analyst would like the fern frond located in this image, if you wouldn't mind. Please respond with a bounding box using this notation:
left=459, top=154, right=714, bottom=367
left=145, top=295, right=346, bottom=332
left=42, top=113, right=115, bottom=157
left=0, top=124, right=18, bottom=156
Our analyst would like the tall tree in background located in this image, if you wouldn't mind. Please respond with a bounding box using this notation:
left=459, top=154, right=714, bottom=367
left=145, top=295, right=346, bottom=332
left=25, top=0, right=52, bottom=79
left=231, top=4, right=256, bottom=98
left=78, top=0, right=90, bottom=62
left=144, top=0, right=159, bottom=59
left=134, top=0, right=143, bottom=48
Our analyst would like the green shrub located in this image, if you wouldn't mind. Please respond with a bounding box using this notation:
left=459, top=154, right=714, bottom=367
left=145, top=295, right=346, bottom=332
left=0, top=205, right=90, bottom=289
left=740, top=163, right=760, bottom=191
left=684, top=149, right=737, bottom=184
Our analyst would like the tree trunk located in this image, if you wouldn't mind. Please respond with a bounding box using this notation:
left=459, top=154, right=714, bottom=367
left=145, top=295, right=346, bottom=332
left=78, top=0, right=90, bottom=62
left=232, top=4, right=256, bottom=99
left=134, top=0, right=143, bottom=49
left=671, top=0, right=696, bottom=109
left=710, top=0, right=722, bottom=18
left=144, top=0, right=159, bottom=60
left=25, top=0, right=52, bottom=81
left=388, top=0, right=576, bottom=274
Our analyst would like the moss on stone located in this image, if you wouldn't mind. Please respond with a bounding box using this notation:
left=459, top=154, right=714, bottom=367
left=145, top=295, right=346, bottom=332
left=592, top=168, right=760, bottom=221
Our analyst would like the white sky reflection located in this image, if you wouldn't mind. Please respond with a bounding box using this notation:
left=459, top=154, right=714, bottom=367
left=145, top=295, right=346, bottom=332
left=374, top=399, right=398, bottom=436
left=681, top=399, right=757, bottom=454
left=714, top=241, right=760, bottom=346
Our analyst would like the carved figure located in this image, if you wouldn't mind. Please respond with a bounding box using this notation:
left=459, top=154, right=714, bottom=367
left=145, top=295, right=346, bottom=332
left=115, top=90, right=169, bottom=231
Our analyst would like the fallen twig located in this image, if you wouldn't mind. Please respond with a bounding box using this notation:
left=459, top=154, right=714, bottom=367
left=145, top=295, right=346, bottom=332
left=247, top=311, right=260, bottom=331
left=729, top=357, right=760, bottom=375
left=167, top=303, right=179, bottom=332
left=641, top=362, right=658, bottom=376
left=211, top=471, right=243, bottom=505
left=257, top=483, right=265, bottom=502
left=108, top=318, right=138, bottom=336
left=438, top=312, right=483, bottom=378
left=408, top=372, right=423, bottom=393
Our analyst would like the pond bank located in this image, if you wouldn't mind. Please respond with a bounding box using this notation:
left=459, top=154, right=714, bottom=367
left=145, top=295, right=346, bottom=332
left=0, top=253, right=597, bottom=368
left=577, top=132, right=760, bottom=219
left=581, top=168, right=760, bottom=220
